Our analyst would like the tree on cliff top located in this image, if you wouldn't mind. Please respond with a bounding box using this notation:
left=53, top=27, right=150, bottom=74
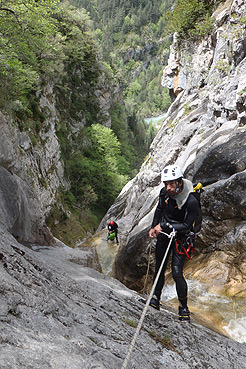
left=164, top=0, right=215, bottom=38
left=0, top=0, right=60, bottom=110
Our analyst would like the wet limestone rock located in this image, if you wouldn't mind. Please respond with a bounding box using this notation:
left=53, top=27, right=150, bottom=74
left=1, top=224, right=246, bottom=369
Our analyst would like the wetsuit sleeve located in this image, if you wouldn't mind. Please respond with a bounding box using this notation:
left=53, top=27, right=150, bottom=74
left=151, top=188, right=167, bottom=228
left=170, top=194, right=198, bottom=233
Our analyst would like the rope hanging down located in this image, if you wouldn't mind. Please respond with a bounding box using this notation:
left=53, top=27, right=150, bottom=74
left=143, top=242, right=153, bottom=294
left=121, top=229, right=176, bottom=369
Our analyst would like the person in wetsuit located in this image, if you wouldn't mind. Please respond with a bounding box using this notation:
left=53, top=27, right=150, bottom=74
left=107, top=220, right=119, bottom=244
left=148, top=164, right=198, bottom=320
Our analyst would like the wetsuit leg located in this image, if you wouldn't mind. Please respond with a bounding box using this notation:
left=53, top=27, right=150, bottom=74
left=153, top=237, right=172, bottom=300
left=115, top=230, right=119, bottom=243
left=171, top=245, right=187, bottom=307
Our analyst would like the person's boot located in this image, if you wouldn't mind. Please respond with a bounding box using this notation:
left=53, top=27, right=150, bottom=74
left=150, top=295, right=160, bottom=310
left=178, top=306, right=190, bottom=321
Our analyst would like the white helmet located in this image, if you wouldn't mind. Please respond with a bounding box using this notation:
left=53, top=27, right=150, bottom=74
left=161, top=164, right=183, bottom=182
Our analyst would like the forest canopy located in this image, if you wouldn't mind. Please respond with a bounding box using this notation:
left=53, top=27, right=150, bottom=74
left=0, top=0, right=59, bottom=109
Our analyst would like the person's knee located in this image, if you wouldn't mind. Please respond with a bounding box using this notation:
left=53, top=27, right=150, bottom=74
left=172, top=265, right=183, bottom=281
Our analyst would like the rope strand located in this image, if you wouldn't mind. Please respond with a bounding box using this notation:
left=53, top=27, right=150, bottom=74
left=121, top=229, right=176, bottom=369
left=143, top=242, right=153, bottom=294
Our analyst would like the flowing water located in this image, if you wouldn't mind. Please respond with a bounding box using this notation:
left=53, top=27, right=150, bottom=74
left=81, top=231, right=246, bottom=343
left=97, top=237, right=246, bottom=343
left=97, top=237, right=119, bottom=275
left=78, top=230, right=119, bottom=275
left=144, top=113, right=167, bottom=125
left=161, top=279, right=246, bottom=343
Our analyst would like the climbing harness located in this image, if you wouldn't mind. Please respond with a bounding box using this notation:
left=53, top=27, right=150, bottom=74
left=121, top=229, right=176, bottom=369
left=175, top=232, right=197, bottom=260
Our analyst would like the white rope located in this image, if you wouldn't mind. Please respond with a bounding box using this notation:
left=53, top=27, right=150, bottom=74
left=121, top=229, right=176, bottom=369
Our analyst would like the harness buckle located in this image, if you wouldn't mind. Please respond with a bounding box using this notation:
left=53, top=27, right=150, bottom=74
left=175, top=232, right=197, bottom=259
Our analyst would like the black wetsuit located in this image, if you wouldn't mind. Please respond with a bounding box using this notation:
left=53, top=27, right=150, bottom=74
left=107, top=221, right=119, bottom=243
left=151, top=187, right=198, bottom=307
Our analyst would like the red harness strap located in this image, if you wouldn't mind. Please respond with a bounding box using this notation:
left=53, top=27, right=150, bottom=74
left=175, top=236, right=195, bottom=260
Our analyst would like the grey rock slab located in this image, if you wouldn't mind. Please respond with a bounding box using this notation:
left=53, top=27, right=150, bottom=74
left=1, top=225, right=246, bottom=369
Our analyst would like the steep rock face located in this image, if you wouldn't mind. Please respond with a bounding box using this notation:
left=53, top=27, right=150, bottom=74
left=0, top=166, right=53, bottom=244
left=99, top=0, right=246, bottom=296
left=0, top=103, right=65, bottom=244
left=0, top=64, right=114, bottom=244
left=1, top=224, right=246, bottom=368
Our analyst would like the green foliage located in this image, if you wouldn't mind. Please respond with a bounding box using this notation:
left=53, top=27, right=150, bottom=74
left=148, top=329, right=176, bottom=350
left=0, top=0, right=59, bottom=110
left=238, top=88, right=246, bottom=96
left=109, top=102, right=140, bottom=175
left=80, top=185, right=98, bottom=210
left=182, top=103, right=194, bottom=116
left=0, top=0, right=128, bottom=220
left=164, top=0, right=215, bottom=38
left=1, top=0, right=184, bottom=237
left=56, top=120, right=73, bottom=162
left=214, top=59, right=231, bottom=75
left=0, top=0, right=103, bottom=127
left=71, top=0, right=174, bottom=138
left=189, top=13, right=215, bottom=36
left=127, top=81, right=142, bottom=98
left=52, top=3, right=102, bottom=124
left=62, top=190, right=76, bottom=207
left=123, top=318, right=138, bottom=328
left=46, top=203, right=99, bottom=247
left=64, top=124, right=129, bottom=213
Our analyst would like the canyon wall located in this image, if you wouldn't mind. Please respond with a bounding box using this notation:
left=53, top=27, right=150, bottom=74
left=99, top=0, right=246, bottom=297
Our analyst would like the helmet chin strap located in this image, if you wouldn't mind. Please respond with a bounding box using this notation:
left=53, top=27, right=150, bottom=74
left=175, top=179, right=182, bottom=193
